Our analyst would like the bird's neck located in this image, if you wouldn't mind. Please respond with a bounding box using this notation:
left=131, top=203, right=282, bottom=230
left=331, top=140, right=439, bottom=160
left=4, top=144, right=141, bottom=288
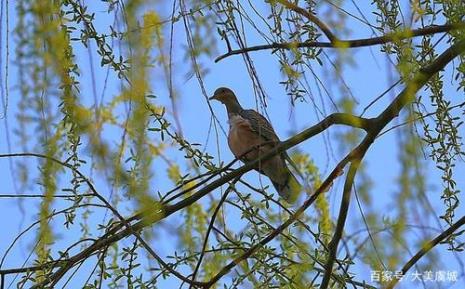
left=224, top=100, right=243, bottom=116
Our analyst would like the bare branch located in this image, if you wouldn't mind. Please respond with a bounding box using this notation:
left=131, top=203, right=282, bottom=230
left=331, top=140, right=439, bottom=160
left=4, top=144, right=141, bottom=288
left=0, top=194, right=94, bottom=198
left=320, top=160, right=361, bottom=289
left=215, top=23, right=465, bottom=62
left=386, top=215, right=465, bottom=289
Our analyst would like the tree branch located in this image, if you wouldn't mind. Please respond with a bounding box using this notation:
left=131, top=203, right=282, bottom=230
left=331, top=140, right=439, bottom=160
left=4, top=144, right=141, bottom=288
left=275, top=0, right=338, bottom=43
left=215, top=23, right=465, bottom=62
left=385, top=215, right=465, bottom=289
left=189, top=177, right=240, bottom=288
left=201, top=152, right=350, bottom=288
left=203, top=37, right=465, bottom=288
left=0, top=111, right=369, bottom=286
left=2, top=36, right=463, bottom=285
left=320, top=160, right=361, bottom=289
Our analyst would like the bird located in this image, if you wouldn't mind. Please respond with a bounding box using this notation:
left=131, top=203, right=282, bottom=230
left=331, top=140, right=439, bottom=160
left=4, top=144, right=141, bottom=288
left=209, top=87, right=301, bottom=203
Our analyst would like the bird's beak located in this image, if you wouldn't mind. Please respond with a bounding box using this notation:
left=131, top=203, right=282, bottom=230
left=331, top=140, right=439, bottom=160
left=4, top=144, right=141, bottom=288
left=209, top=95, right=217, bottom=100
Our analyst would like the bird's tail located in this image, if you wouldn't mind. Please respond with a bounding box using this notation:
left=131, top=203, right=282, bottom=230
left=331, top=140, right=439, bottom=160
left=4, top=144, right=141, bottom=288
left=271, top=168, right=301, bottom=204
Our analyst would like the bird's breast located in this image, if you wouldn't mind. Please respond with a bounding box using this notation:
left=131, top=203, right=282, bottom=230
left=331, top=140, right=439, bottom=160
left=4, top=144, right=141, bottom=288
left=228, top=114, right=268, bottom=162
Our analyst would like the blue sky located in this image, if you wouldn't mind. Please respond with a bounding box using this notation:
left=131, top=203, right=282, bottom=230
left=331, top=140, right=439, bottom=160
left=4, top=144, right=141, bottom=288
left=1, top=1, right=464, bottom=288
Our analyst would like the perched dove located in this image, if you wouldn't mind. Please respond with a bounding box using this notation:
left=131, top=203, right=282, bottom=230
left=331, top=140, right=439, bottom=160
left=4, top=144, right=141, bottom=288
left=210, top=87, right=301, bottom=203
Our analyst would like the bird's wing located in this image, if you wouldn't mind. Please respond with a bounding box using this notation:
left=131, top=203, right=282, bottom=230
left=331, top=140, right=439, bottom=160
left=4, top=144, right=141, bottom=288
left=240, top=109, right=304, bottom=181
left=239, top=109, right=280, bottom=143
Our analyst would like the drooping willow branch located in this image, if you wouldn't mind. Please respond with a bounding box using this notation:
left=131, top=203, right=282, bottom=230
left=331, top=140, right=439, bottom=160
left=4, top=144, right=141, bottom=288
left=189, top=177, right=240, bottom=289
left=215, top=23, right=465, bottom=62
left=275, top=0, right=338, bottom=43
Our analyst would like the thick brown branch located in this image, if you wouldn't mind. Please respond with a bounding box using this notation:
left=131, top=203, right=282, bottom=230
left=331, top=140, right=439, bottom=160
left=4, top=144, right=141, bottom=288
left=320, top=160, right=361, bottom=289
left=0, top=262, right=66, bottom=275
left=215, top=23, right=465, bottom=62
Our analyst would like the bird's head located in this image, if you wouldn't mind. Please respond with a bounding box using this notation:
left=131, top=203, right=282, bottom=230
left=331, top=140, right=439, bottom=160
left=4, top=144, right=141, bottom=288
left=209, top=87, right=238, bottom=105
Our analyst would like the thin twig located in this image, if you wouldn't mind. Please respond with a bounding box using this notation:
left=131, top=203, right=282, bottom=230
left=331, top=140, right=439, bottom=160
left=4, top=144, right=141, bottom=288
left=189, top=177, right=240, bottom=288
left=0, top=193, right=94, bottom=198
left=275, top=0, right=338, bottom=42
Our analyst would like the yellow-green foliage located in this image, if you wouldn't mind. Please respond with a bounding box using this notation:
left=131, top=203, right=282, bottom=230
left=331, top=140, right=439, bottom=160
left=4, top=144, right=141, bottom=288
left=30, top=0, right=77, bottom=276
left=167, top=164, right=208, bottom=258
left=293, top=152, right=332, bottom=244
left=5, top=1, right=465, bottom=288
left=143, top=11, right=163, bottom=49
left=37, top=131, right=61, bottom=276
left=122, top=6, right=162, bottom=210
left=277, top=210, right=315, bottom=287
